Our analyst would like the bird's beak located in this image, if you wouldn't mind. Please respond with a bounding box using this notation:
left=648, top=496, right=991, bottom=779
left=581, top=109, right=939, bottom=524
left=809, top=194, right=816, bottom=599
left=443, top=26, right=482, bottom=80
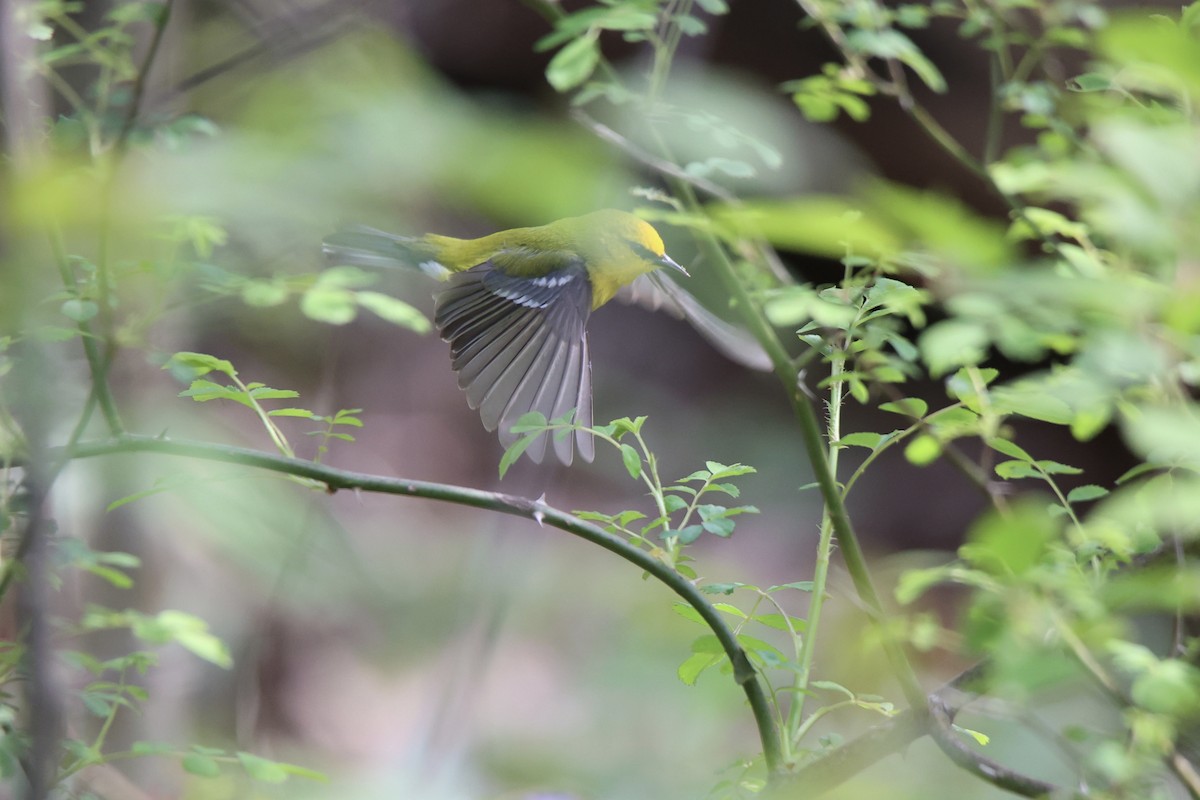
left=660, top=253, right=690, bottom=277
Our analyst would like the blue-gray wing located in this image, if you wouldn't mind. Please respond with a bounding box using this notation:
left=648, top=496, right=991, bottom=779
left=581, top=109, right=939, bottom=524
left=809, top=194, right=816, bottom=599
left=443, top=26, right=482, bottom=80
left=435, top=262, right=594, bottom=465
left=616, top=273, right=772, bottom=371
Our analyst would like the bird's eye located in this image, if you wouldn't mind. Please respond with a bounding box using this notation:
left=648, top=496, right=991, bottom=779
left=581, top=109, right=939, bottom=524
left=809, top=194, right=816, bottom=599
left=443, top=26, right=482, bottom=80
left=626, top=240, right=661, bottom=262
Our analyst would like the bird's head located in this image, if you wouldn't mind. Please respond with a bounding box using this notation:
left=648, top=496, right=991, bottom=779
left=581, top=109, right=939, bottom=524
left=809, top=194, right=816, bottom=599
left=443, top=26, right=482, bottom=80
left=570, top=210, right=690, bottom=277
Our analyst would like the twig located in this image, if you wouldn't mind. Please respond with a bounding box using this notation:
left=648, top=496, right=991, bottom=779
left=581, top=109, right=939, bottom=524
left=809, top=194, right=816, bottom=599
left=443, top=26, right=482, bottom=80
left=61, top=433, right=784, bottom=773
left=112, top=0, right=175, bottom=156
left=771, top=660, right=1060, bottom=798
left=48, top=232, right=123, bottom=436
left=573, top=110, right=733, bottom=200
left=926, top=696, right=1057, bottom=798
left=155, top=0, right=361, bottom=103
left=572, top=110, right=794, bottom=283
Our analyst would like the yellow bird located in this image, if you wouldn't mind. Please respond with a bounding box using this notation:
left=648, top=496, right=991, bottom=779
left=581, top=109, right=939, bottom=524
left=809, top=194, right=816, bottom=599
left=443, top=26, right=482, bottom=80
left=323, top=210, right=769, bottom=465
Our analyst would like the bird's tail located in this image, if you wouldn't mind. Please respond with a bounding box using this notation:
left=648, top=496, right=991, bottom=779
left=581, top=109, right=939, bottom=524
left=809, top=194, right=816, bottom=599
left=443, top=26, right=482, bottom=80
left=322, top=226, right=451, bottom=279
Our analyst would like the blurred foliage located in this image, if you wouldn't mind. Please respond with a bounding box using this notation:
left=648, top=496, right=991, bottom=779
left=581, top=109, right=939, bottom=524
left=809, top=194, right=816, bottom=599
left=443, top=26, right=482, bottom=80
left=5, top=0, right=1200, bottom=798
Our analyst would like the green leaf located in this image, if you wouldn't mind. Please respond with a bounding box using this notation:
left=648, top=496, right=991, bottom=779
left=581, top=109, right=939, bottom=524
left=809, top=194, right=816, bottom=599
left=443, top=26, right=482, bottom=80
left=84, top=565, right=133, bottom=589
left=919, top=320, right=988, bottom=377
left=904, top=434, right=941, bottom=466
left=1099, top=11, right=1200, bottom=94
left=300, top=286, right=357, bottom=325
left=712, top=602, right=748, bottom=619
left=663, top=494, right=689, bottom=514
left=701, top=582, right=744, bottom=595
left=846, top=29, right=946, bottom=92
left=991, top=388, right=1073, bottom=425
left=811, top=679, right=855, bottom=699
left=701, top=518, right=735, bottom=537
left=895, top=565, right=955, bottom=604
left=754, top=613, right=807, bottom=632
left=314, top=265, right=375, bottom=289
left=793, top=92, right=840, bottom=123
left=620, top=444, right=642, bottom=479
left=1067, top=484, right=1109, bottom=503
left=1128, top=659, right=1200, bottom=718
left=711, top=198, right=902, bottom=260
left=768, top=581, right=814, bottom=592
left=179, top=380, right=249, bottom=406
left=267, top=408, right=317, bottom=418
left=879, top=398, right=928, bottom=418
left=240, top=279, right=289, bottom=307
left=106, top=481, right=181, bottom=511
left=673, top=603, right=705, bottom=625
left=1122, top=406, right=1200, bottom=471
left=108, top=2, right=168, bottom=24
left=705, top=461, right=756, bottom=479
left=612, top=416, right=647, bottom=436
left=355, top=291, right=431, bottom=333
left=738, top=634, right=785, bottom=665
left=237, top=752, right=289, bottom=784
left=499, top=434, right=538, bottom=478
left=994, top=460, right=1041, bottom=480
left=987, top=437, right=1032, bottom=462
left=955, top=726, right=991, bottom=746
left=165, top=351, right=235, bottom=378
left=959, top=499, right=1057, bottom=576
left=60, top=299, right=98, bottom=322
left=1036, top=460, right=1083, bottom=475
left=247, top=386, right=299, bottom=400
left=838, top=431, right=886, bottom=449
left=546, top=33, right=600, bottom=92
left=678, top=650, right=724, bottom=686
left=508, top=411, right=549, bottom=434
left=182, top=753, right=221, bottom=778
left=141, top=611, right=232, bottom=668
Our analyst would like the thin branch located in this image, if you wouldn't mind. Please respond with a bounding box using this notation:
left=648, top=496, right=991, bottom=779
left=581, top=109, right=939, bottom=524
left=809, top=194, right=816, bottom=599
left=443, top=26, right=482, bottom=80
left=61, top=433, right=784, bottom=773
left=553, top=0, right=932, bottom=755
left=926, top=696, right=1057, bottom=798
left=771, top=660, right=1060, bottom=798
left=664, top=168, right=931, bottom=720
left=112, top=0, right=175, bottom=156
left=155, top=1, right=360, bottom=104
left=572, top=110, right=794, bottom=283
left=48, top=232, right=123, bottom=436
left=573, top=110, right=733, bottom=200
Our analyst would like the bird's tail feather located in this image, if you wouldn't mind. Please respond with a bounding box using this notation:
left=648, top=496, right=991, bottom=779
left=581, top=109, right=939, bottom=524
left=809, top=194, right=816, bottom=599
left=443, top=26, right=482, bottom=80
left=322, top=226, right=447, bottom=276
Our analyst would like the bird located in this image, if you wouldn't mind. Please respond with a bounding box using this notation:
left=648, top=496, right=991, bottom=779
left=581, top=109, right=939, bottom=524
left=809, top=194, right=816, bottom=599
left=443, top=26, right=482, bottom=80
left=322, top=209, right=770, bottom=465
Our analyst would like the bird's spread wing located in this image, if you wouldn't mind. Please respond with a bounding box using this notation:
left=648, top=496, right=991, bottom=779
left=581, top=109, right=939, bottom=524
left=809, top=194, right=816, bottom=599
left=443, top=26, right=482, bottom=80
left=435, top=261, right=594, bottom=465
left=617, top=273, right=773, bottom=372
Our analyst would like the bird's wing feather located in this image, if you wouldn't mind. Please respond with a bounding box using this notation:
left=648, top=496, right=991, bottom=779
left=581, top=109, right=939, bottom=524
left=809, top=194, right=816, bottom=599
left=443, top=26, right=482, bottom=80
left=617, top=273, right=773, bottom=372
left=434, top=261, right=594, bottom=465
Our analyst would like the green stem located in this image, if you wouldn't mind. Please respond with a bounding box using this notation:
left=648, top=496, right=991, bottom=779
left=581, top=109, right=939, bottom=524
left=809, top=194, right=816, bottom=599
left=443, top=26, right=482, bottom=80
left=785, top=348, right=843, bottom=749
left=64, top=433, right=784, bottom=773
left=49, top=232, right=123, bottom=435
left=112, top=0, right=175, bottom=155
left=664, top=171, right=930, bottom=719
left=648, top=0, right=690, bottom=103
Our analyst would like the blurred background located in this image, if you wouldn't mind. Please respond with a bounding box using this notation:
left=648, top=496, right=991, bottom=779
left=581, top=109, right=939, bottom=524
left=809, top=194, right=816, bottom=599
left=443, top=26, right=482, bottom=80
left=0, top=1, right=1139, bottom=798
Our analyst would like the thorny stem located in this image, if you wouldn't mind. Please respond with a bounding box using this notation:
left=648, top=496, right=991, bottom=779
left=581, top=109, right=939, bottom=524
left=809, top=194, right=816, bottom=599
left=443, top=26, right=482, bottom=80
left=65, top=433, right=786, bottom=774
left=785, top=342, right=844, bottom=752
